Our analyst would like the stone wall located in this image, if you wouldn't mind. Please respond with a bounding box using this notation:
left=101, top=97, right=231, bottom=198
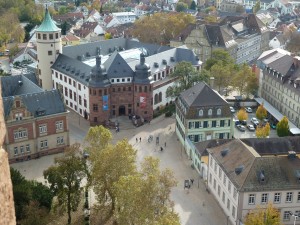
left=0, top=83, right=16, bottom=225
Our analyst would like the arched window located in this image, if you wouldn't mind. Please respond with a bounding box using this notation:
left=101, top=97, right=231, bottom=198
left=217, top=108, right=221, bottom=115
left=199, top=109, right=203, bottom=116
left=208, top=109, right=212, bottom=116
left=139, top=86, right=142, bottom=92
left=166, top=86, right=173, bottom=98
left=154, top=94, right=159, bottom=104
left=159, top=92, right=162, bottom=102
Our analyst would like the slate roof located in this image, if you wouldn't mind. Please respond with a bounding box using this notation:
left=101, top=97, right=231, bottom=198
left=179, top=82, right=228, bottom=107
left=194, top=139, right=232, bottom=156
left=36, top=8, right=60, bottom=32
left=104, top=51, right=134, bottom=78
left=1, top=74, right=66, bottom=118
left=208, top=137, right=300, bottom=192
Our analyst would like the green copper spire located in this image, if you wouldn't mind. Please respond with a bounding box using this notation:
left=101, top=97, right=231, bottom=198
left=36, top=6, right=60, bottom=32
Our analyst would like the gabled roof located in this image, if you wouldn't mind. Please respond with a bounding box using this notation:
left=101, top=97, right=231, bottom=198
left=36, top=8, right=60, bottom=32
left=104, top=51, right=134, bottom=78
left=180, top=82, right=228, bottom=107
left=3, top=90, right=66, bottom=118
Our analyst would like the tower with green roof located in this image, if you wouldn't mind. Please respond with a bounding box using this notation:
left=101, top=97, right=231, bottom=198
left=36, top=7, right=62, bottom=90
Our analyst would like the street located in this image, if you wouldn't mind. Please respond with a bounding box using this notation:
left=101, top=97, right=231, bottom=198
left=11, top=109, right=228, bottom=225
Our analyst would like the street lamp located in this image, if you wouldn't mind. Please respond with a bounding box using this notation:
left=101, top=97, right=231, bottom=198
left=83, top=152, right=90, bottom=225
left=289, top=212, right=299, bottom=225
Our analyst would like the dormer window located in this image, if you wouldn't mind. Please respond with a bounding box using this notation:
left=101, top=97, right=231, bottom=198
left=15, top=112, right=23, bottom=121
left=208, top=109, right=212, bottom=116
left=199, top=109, right=203, bottom=116
left=16, top=101, right=20, bottom=108
left=217, top=108, right=221, bottom=115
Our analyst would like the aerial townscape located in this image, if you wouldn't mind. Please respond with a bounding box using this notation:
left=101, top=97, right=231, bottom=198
left=1, top=0, right=300, bottom=224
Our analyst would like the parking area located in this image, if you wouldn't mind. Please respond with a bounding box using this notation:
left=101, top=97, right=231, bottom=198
left=232, top=110, right=278, bottom=139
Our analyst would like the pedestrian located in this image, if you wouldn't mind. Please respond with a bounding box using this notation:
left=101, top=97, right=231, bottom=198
left=117, top=127, right=120, bottom=132
left=115, top=126, right=118, bottom=133
left=136, top=138, right=138, bottom=143
left=164, top=142, right=166, bottom=147
left=160, top=146, right=163, bottom=152
left=190, top=179, right=194, bottom=185
left=140, top=137, right=141, bottom=142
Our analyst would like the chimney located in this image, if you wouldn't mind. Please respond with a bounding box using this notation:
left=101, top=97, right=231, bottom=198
left=96, top=55, right=101, bottom=68
left=209, top=77, right=215, bottom=88
left=140, top=53, right=145, bottom=65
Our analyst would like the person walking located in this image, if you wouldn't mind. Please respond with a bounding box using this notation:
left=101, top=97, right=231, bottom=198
left=160, top=146, right=163, bottom=152
left=136, top=137, right=138, bottom=143
left=164, top=142, right=166, bottom=148
left=140, top=137, right=141, bottom=142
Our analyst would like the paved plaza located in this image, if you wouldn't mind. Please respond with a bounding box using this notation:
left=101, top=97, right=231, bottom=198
left=11, top=109, right=228, bottom=225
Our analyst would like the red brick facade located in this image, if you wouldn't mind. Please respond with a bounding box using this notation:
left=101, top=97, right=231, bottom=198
left=89, top=83, right=153, bottom=126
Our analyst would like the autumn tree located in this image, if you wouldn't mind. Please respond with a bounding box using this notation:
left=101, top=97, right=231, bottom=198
left=131, top=12, right=195, bottom=44
left=276, top=116, right=290, bottom=137
left=168, top=61, right=209, bottom=97
left=256, top=104, right=268, bottom=122
left=232, top=64, right=258, bottom=97
left=244, top=203, right=282, bottom=225
left=237, top=108, right=248, bottom=121
left=43, top=143, right=86, bottom=224
left=104, top=32, right=112, bottom=40
left=113, top=157, right=179, bottom=224
left=253, top=0, right=261, bottom=13
left=256, top=123, right=270, bottom=138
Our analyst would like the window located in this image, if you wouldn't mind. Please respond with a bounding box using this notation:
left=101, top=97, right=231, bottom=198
left=84, top=99, right=87, bottom=107
left=56, top=121, right=63, bottom=130
left=39, top=124, right=47, bottom=134
left=48, top=51, right=52, bottom=55
left=69, top=90, right=72, bottom=99
left=219, top=167, right=222, bottom=178
left=248, top=194, right=255, bottom=205
left=26, top=144, right=30, bottom=152
left=20, top=146, right=24, bottom=154
left=212, top=121, right=216, bottom=127
left=232, top=206, right=236, bottom=218
left=43, top=34, right=47, bottom=40
left=214, top=163, right=217, bottom=173
left=79, top=96, right=82, bottom=105
left=261, top=193, right=268, bottom=204
left=78, top=83, right=81, bottom=90
left=298, top=192, right=300, bottom=202
left=274, top=193, right=281, bottom=203
left=209, top=173, right=212, bottom=184
left=286, top=192, right=293, bottom=202
left=57, top=136, right=64, bottom=145
left=14, top=129, right=28, bottom=140
left=228, top=181, right=231, bottom=193
left=283, top=211, right=291, bottom=220
left=213, top=179, right=216, bottom=190
left=217, top=108, right=221, bottom=115
left=69, top=78, right=71, bottom=85
left=93, top=104, right=98, bottom=112
left=37, top=33, right=41, bottom=39
left=227, top=198, right=230, bottom=210
left=16, top=101, right=20, bottom=107
left=40, top=140, right=48, bottom=149
left=65, top=87, right=68, bottom=96
left=15, top=112, right=23, bottom=121
left=49, top=33, right=53, bottom=39
left=223, top=174, right=226, bottom=185
left=55, top=33, right=58, bottom=39
left=199, top=109, right=203, bottom=116
left=233, top=188, right=237, bottom=200
left=74, top=92, right=76, bottom=101
left=14, top=147, right=18, bottom=155
left=208, top=109, right=212, bottom=115
left=218, top=185, right=221, bottom=196
left=222, top=192, right=225, bottom=203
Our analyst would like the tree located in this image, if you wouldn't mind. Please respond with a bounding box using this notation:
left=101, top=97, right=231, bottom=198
left=256, top=104, right=267, bottom=121
left=244, top=203, right=282, bottom=225
left=232, top=64, right=258, bottom=97
left=276, top=116, right=290, bottom=137
left=204, top=49, right=234, bottom=71
left=19, top=201, right=51, bottom=225
left=113, top=157, right=179, bottom=225
left=43, top=143, right=86, bottom=224
left=131, top=12, right=195, bottom=44
left=168, top=61, right=207, bottom=97
left=253, top=0, right=261, bottom=13
left=210, top=61, right=232, bottom=92
left=237, top=108, right=248, bottom=121
left=104, top=32, right=112, bottom=40
left=256, top=123, right=270, bottom=138
left=190, top=0, right=196, bottom=10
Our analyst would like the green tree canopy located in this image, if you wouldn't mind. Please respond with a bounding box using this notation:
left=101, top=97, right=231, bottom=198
left=204, top=49, right=234, bottom=70
left=256, top=104, right=267, bottom=121
left=176, top=2, right=188, bottom=11
left=43, top=143, right=86, bottom=224
left=190, top=0, right=196, bottom=10
left=276, top=116, right=290, bottom=137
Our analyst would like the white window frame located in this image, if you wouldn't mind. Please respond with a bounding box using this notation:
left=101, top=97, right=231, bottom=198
left=283, top=211, right=291, bottom=220
left=286, top=192, right=293, bottom=203
left=39, top=124, right=47, bottom=134
left=40, top=140, right=48, bottom=149
left=261, top=193, right=268, bottom=204
left=14, top=147, right=18, bottom=155
left=20, top=145, right=24, bottom=154
left=248, top=194, right=255, bottom=205
left=274, top=193, right=281, bottom=204
left=208, top=109, right=212, bottom=115
left=217, top=108, right=221, bottom=115
left=56, top=121, right=64, bottom=130
left=57, top=136, right=64, bottom=145
left=199, top=109, right=203, bottom=116
left=26, top=144, right=30, bottom=152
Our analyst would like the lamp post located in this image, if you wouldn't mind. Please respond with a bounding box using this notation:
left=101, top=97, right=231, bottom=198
left=289, top=212, right=299, bottom=225
left=83, top=152, right=90, bottom=225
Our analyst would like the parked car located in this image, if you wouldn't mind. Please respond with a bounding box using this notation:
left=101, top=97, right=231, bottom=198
left=251, top=117, right=259, bottom=128
left=236, top=124, right=246, bottom=132
left=230, top=106, right=235, bottom=113
left=245, top=107, right=253, bottom=113
left=240, top=120, right=247, bottom=125
left=247, top=124, right=255, bottom=131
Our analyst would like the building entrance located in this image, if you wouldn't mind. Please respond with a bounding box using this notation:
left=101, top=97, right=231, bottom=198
left=119, top=105, right=126, bottom=115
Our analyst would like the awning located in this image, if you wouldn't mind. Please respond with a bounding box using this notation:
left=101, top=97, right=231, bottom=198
left=255, top=97, right=300, bottom=135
